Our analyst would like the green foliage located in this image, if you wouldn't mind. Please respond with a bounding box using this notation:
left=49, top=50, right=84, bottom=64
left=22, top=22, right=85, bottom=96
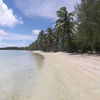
left=28, top=1, right=100, bottom=53
left=76, top=0, right=100, bottom=53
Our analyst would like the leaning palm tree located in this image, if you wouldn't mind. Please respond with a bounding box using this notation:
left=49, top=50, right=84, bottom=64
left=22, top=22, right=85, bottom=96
left=46, top=28, right=53, bottom=51
left=55, top=7, right=74, bottom=51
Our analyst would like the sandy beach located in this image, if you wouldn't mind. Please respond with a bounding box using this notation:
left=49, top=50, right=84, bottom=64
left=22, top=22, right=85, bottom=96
left=28, top=51, right=100, bottom=100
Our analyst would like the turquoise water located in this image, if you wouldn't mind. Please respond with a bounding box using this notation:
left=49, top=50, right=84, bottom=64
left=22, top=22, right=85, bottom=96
left=0, top=50, right=44, bottom=100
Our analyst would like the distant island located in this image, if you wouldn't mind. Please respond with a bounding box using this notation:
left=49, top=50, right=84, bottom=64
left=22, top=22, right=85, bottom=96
left=0, top=47, right=28, bottom=50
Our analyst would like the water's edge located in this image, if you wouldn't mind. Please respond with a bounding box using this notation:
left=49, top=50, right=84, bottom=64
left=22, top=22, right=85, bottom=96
left=0, top=50, right=44, bottom=100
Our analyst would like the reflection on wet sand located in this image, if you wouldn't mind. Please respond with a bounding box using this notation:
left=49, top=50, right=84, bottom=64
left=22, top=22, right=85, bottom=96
left=33, top=53, right=44, bottom=69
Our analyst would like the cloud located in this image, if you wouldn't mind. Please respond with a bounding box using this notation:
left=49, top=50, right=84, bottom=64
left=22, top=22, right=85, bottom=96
left=0, top=29, right=36, bottom=41
left=32, top=29, right=40, bottom=35
left=0, top=29, right=38, bottom=47
left=0, top=41, right=29, bottom=47
left=0, top=0, right=23, bottom=27
left=0, top=29, right=8, bottom=35
left=2, top=34, right=34, bottom=41
left=14, top=0, right=80, bottom=19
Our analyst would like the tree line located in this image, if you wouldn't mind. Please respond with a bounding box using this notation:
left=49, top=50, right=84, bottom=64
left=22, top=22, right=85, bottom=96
left=0, top=47, right=28, bottom=50
left=29, top=0, right=100, bottom=53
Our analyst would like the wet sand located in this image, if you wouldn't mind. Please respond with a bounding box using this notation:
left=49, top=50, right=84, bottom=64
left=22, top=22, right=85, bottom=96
left=29, top=51, right=100, bottom=100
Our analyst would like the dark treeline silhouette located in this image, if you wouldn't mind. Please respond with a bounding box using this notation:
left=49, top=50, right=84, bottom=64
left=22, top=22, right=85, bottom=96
left=0, top=47, right=28, bottom=50
left=29, top=0, right=100, bottom=53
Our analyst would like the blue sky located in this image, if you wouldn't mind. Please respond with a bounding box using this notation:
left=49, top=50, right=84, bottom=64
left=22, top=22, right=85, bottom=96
left=0, top=0, right=80, bottom=47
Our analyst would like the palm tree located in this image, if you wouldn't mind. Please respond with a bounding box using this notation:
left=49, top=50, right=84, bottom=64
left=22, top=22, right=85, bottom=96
left=46, top=28, right=53, bottom=51
left=37, top=31, right=44, bottom=40
left=55, top=7, right=74, bottom=51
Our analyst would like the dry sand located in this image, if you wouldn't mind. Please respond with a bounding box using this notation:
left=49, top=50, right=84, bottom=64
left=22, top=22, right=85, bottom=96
left=28, top=51, right=100, bottom=100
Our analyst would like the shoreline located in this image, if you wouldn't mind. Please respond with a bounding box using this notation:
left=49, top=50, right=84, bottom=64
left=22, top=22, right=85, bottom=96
left=29, top=51, right=100, bottom=100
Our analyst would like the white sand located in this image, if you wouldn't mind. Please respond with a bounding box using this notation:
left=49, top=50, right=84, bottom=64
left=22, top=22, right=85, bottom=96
left=28, top=51, right=100, bottom=100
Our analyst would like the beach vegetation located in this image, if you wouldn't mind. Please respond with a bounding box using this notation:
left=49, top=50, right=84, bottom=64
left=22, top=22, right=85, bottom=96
left=29, top=0, right=100, bottom=53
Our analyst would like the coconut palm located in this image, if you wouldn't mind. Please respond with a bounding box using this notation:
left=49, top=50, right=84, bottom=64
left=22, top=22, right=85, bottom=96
left=55, top=7, right=74, bottom=51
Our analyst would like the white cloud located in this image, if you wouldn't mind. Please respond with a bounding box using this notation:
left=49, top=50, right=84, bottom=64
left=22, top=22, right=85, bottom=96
left=0, top=0, right=23, bottom=27
left=0, top=41, right=29, bottom=47
left=0, top=30, right=34, bottom=41
left=2, top=34, right=34, bottom=41
left=0, top=29, right=8, bottom=35
left=32, top=29, right=40, bottom=35
left=0, top=29, right=38, bottom=47
left=0, top=41, right=12, bottom=47
left=14, top=0, right=80, bottom=19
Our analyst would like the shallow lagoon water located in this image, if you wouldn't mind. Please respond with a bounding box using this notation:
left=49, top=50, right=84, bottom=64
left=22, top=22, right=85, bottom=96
left=0, top=50, right=44, bottom=100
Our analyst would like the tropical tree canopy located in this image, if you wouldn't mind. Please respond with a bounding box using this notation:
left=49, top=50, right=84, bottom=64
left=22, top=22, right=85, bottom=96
left=28, top=1, right=100, bottom=53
